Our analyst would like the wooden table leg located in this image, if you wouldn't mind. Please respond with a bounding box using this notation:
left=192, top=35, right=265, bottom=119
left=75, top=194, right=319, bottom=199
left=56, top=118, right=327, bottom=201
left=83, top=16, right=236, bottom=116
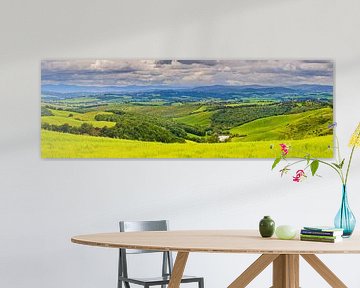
left=301, top=254, right=347, bottom=288
left=288, top=255, right=299, bottom=288
left=168, top=252, right=189, bottom=288
left=272, top=254, right=299, bottom=288
left=228, top=254, right=279, bottom=288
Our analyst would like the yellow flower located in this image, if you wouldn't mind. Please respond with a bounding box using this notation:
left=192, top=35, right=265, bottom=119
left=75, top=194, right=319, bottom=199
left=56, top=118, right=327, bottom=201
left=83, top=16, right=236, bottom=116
left=349, top=122, right=360, bottom=148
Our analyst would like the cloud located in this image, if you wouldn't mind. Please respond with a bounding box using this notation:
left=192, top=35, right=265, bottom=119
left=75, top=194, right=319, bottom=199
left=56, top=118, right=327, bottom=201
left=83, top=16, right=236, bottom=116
left=41, top=59, right=334, bottom=86
left=177, top=60, right=218, bottom=66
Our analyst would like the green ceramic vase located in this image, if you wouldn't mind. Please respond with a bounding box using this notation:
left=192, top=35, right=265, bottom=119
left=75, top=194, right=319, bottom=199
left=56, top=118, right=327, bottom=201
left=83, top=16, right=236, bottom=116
left=259, top=216, right=275, bottom=238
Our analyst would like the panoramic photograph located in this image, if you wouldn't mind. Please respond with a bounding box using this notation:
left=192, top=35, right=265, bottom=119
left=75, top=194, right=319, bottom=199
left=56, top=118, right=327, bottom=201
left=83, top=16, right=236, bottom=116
left=41, top=59, right=334, bottom=158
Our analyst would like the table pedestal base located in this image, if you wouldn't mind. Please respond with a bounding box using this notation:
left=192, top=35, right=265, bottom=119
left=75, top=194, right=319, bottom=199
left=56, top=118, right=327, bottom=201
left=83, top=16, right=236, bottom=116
left=271, top=254, right=299, bottom=288
left=227, top=254, right=347, bottom=288
left=167, top=252, right=348, bottom=288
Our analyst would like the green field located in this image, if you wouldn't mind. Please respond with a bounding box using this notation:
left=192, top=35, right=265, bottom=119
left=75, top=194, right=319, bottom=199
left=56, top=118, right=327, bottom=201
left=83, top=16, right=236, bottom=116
left=41, top=130, right=333, bottom=158
left=41, top=109, right=116, bottom=128
left=119, top=103, right=201, bottom=118
left=61, top=97, right=99, bottom=103
left=174, top=111, right=213, bottom=128
left=42, top=116, right=116, bottom=128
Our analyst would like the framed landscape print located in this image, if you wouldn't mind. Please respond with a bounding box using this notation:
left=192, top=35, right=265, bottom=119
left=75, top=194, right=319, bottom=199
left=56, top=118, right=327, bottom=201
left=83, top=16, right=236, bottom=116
left=41, top=59, right=334, bottom=158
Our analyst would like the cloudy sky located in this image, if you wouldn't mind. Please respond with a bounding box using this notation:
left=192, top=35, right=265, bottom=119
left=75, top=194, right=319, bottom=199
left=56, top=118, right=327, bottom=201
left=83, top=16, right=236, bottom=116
left=41, top=59, right=333, bottom=87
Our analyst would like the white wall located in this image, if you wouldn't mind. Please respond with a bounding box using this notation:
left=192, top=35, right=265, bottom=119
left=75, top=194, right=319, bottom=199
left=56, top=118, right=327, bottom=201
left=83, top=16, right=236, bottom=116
left=1, top=0, right=360, bottom=287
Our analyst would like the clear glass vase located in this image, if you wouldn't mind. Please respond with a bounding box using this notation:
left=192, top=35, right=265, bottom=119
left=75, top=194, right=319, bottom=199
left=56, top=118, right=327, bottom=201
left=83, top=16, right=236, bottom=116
left=334, top=185, right=356, bottom=237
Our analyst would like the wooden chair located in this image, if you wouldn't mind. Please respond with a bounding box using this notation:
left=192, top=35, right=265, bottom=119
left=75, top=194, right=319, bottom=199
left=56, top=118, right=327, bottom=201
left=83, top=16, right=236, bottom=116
left=118, top=220, right=204, bottom=288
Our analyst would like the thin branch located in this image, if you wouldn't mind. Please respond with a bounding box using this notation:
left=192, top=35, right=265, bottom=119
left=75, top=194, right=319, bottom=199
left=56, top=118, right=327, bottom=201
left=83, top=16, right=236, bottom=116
left=317, top=159, right=344, bottom=184
left=282, top=157, right=344, bottom=184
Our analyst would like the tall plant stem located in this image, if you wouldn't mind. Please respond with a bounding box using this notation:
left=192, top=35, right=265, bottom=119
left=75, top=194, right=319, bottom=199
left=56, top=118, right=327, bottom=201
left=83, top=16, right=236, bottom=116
left=335, top=136, right=345, bottom=181
left=345, top=145, right=356, bottom=185
left=336, top=135, right=342, bottom=163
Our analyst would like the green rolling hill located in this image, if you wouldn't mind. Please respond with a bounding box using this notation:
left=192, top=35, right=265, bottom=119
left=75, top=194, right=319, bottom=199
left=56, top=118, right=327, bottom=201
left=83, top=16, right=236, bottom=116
left=230, top=108, right=333, bottom=142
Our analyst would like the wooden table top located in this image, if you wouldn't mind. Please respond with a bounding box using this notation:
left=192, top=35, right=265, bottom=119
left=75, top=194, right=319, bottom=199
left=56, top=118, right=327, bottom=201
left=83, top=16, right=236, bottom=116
left=71, top=230, right=360, bottom=254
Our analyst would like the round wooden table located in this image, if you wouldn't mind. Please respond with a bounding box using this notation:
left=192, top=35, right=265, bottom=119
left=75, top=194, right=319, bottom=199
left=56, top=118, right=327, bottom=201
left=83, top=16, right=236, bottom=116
left=72, top=230, right=360, bottom=288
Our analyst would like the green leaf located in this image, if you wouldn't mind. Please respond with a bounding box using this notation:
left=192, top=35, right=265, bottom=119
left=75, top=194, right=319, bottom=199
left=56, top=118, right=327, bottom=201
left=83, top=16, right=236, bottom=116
left=280, top=167, right=290, bottom=177
left=305, top=154, right=311, bottom=164
left=332, top=162, right=341, bottom=169
left=332, top=159, right=345, bottom=169
left=310, top=160, right=319, bottom=176
left=339, top=158, right=345, bottom=169
left=272, top=157, right=281, bottom=170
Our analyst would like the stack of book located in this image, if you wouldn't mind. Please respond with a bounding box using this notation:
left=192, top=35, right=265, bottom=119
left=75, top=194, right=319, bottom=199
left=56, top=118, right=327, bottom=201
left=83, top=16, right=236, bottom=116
left=300, top=226, right=344, bottom=243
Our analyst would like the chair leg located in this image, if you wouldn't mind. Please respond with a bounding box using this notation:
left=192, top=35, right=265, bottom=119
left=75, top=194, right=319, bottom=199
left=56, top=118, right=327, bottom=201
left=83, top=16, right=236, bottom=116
left=118, top=249, right=122, bottom=288
left=198, top=278, right=204, bottom=288
left=161, top=252, right=168, bottom=288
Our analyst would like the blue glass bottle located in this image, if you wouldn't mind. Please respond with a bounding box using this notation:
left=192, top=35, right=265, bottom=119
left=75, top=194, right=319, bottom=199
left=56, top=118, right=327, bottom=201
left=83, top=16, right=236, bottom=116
left=334, top=185, right=356, bottom=237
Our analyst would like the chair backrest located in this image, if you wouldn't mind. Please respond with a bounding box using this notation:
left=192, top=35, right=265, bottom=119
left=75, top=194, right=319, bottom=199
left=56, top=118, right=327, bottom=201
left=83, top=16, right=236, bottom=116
left=120, top=220, right=168, bottom=232
left=118, top=220, right=174, bottom=283
left=119, top=220, right=169, bottom=254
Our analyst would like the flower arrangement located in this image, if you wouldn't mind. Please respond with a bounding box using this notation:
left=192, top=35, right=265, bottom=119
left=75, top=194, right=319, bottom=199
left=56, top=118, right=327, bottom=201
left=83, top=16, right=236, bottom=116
left=272, top=122, right=360, bottom=186
left=272, top=122, right=360, bottom=236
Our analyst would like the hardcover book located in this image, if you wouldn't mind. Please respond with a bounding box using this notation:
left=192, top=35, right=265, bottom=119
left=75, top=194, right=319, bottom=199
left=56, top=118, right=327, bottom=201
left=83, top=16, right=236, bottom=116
left=300, top=234, right=341, bottom=240
left=301, top=229, right=343, bottom=237
left=300, top=236, right=342, bottom=243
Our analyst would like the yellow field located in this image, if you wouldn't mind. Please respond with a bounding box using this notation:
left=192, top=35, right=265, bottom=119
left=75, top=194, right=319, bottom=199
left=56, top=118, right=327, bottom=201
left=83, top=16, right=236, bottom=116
left=41, top=130, right=333, bottom=158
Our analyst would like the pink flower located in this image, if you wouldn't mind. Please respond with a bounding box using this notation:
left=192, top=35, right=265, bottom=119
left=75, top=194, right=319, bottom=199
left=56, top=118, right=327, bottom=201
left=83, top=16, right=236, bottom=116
left=293, top=169, right=306, bottom=182
left=280, top=143, right=289, bottom=155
